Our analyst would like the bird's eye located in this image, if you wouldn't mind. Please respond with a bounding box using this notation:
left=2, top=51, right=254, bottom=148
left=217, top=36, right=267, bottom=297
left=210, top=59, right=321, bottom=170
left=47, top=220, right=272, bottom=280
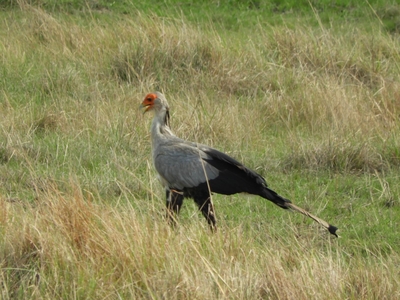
left=146, top=97, right=152, bottom=101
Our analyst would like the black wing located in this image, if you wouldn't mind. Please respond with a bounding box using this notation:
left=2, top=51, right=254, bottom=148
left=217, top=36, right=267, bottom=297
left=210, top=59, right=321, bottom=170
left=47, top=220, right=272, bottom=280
left=201, top=147, right=268, bottom=195
left=201, top=147, right=291, bottom=208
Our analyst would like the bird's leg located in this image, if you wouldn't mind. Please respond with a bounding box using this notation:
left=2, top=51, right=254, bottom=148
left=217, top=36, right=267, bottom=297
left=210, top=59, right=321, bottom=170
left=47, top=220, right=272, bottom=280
left=166, top=189, right=184, bottom=227
left=194, top=196, right=217, bottom=232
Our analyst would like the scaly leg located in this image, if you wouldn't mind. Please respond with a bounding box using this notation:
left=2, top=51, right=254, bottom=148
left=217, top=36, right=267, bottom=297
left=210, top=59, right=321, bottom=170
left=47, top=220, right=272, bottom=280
left=166, top=189, right=184, bottom=226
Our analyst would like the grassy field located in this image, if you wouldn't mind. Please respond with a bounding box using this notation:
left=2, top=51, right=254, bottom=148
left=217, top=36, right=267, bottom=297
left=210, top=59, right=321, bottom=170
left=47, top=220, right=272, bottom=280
left=1, top=0, right=400, bottom=298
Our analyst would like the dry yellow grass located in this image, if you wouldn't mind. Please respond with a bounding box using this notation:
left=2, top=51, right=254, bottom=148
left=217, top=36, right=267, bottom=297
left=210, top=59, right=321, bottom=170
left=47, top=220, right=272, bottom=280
left=1, top=183, right=399, bottom=299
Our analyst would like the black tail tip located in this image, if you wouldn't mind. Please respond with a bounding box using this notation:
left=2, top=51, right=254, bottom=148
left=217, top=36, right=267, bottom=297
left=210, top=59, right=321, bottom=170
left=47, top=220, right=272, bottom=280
left=328, top=225, right=338, bottom=237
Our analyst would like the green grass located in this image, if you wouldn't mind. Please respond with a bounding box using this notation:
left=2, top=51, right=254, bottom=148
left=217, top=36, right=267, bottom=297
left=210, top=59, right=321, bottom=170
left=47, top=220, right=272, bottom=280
left=1, top=0, right=400, bottom=299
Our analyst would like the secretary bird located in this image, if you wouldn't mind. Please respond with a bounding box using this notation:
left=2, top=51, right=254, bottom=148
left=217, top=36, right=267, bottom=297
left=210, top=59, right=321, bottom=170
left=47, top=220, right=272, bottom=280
left=141, top=92, right=338, bottom=237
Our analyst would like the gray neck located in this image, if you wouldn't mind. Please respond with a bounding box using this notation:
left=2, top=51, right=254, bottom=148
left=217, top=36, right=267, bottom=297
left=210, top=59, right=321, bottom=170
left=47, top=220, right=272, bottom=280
left=151, top=108, right=175, bottom=145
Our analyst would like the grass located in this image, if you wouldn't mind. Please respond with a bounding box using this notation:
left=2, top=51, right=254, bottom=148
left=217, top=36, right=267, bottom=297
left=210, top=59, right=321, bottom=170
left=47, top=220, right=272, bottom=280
left=1, top=0, right=400, bottom=298
left=1, top=183, right=399, bottom=298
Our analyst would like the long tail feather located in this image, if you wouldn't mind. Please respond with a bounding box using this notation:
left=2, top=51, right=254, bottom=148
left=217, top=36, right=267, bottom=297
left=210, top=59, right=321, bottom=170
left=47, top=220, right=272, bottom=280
left=287, top=202, right=338, bottom=237
left=261, top=188, right=338, bottom=237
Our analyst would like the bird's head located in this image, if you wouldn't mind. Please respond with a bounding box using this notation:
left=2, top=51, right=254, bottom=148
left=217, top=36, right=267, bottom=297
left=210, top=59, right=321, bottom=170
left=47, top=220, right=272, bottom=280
left=141, top=92, right=171, bottom=127
left=141, top=92, right=169, bottom=114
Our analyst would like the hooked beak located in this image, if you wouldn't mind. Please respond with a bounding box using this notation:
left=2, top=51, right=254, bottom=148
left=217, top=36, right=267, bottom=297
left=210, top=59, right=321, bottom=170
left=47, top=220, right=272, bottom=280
left=140, top=103, right=151, bottom=114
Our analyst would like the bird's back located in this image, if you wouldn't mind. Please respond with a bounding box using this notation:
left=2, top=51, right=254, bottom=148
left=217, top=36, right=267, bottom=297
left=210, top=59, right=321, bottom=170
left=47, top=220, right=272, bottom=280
left=152, top=137, right=220, bottom=190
